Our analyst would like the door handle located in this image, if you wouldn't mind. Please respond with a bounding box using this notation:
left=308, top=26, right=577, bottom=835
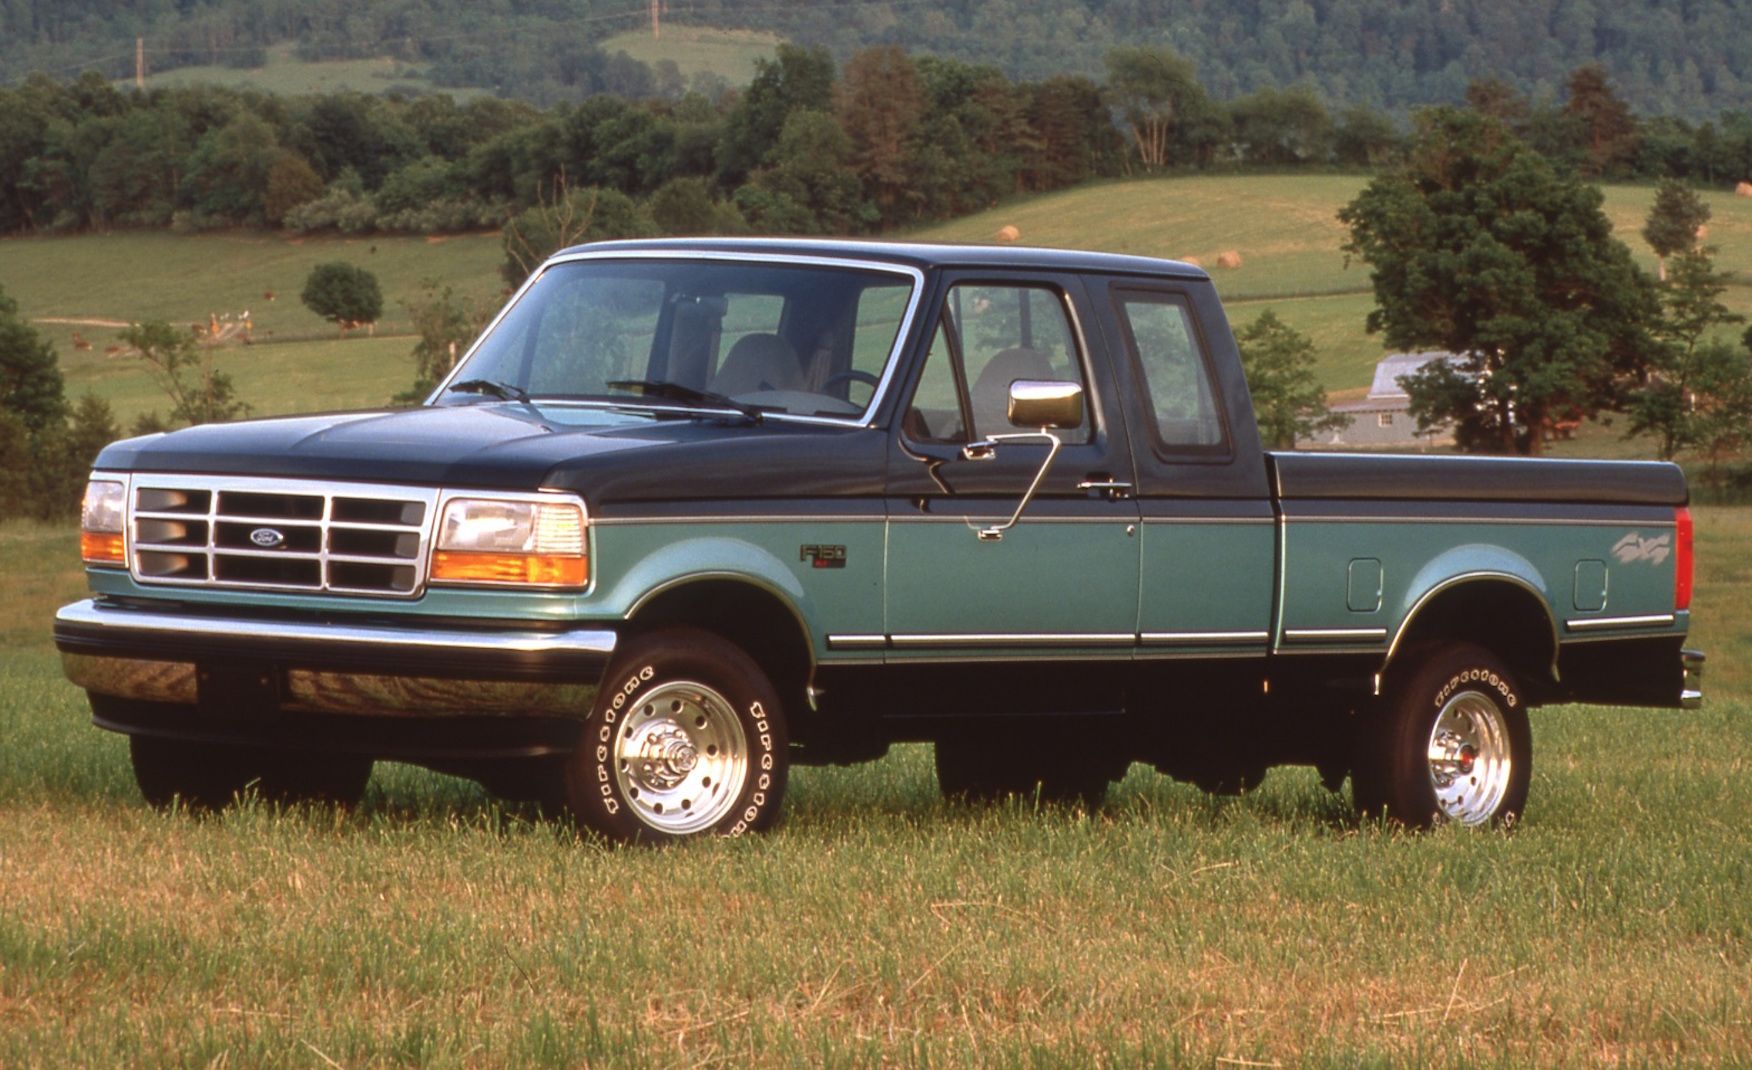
left=1077, top=479, right=1134, bottom=500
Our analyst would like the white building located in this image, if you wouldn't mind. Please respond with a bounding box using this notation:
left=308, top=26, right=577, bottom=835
left=1319, top=352, right=1461, bottom=449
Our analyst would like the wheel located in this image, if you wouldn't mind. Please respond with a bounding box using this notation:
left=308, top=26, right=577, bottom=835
left=564, top=627, right=789, bottom=843
left=821, top=368, right=881, bottom=401
left=130, top=736, right=256, bottom=810
left=130, top=736, right=371, bottom=810
left=1354, top=643, right=1532, bottom=829
left=255, top=752, right=373, bottom=807
left=934, top=733, right=1119, bottom=808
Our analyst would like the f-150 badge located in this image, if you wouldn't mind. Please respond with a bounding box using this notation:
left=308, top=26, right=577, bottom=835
left=1612, top=532, right=1671, bottom=565
left=800, top=545, right=847, bottom=569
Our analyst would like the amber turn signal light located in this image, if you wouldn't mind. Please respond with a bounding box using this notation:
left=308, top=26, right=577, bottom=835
left=80, top=531, right=126, bottom=566
left=431, top=550, right=587, bottom=587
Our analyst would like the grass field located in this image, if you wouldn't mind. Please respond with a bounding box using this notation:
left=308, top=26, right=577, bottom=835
left=137, top=43, right=490, bottom=99
left=916, top=175, right=1752, bottom=393
left=1, top=507, right=1748, bottom=1066
left=0, top=230, right=504, bottom=426
left=5, top=176, right=1748, bottom=426
left=601, top=25, right=781, bottom=86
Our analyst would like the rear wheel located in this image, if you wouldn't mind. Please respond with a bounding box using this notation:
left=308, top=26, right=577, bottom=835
left=564, top=627, right=789, bottom=843
left=1354, top=644, right=1531, bottom=828
left=934, top=734, right=1121, bottom=808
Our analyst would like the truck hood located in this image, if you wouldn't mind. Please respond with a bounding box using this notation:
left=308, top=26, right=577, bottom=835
left=95, top=402, right=886, bottom=502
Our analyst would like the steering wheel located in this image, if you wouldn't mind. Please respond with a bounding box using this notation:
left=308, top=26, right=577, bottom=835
left=821, top=369, right=881, bottom=400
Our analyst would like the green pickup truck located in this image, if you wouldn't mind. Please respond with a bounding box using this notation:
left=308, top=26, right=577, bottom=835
left=56, top=239, right=1703, bottom=840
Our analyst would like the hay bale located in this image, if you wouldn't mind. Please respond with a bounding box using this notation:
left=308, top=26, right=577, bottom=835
left=1180, top=256, right=1202, bottom=268
left=1736, top=181, right=1752, bottom=197
left=1216, top=249, right=1243, bottom=269
left=995, top=224, right=1021, bottom=242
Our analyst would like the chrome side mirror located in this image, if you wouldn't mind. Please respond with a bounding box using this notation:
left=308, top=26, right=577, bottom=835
left=957, top=380, right=1084, bottom=541
left=1007, top=379, right=1084, bottom=429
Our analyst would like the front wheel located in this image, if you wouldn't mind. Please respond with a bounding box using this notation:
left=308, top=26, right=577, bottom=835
left=130, top=736, right=371, bottom=810
left=1354, top=643, right=1532, bottom=828
left=564, top=627, right=789, bottom=843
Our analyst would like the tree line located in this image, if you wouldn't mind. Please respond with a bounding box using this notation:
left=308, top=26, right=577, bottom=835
left=5, top=44, right=1752, bottom=256
left=9, top=1, right=1752, bottom=120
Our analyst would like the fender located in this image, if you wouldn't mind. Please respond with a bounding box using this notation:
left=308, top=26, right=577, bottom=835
left=1382, top=545, right=1559, bottom=683
left=604, top=535, right=816, bottom=651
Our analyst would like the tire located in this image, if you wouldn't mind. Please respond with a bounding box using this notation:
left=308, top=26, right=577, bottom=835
left=1354, top=643, right=1532, bottom=829
left=934, top=734, right=1119, bottom=808
left=130, top=736, right=371, bottom=810
left=563, top=627, right=789, bottom=844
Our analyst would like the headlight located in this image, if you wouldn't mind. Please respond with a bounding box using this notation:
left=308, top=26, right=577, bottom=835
left=431, top=496, right=587, bottom=587
left=80, top=479, right=127, bottom=566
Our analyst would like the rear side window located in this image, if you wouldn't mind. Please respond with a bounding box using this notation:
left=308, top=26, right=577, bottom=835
left=1113, top=290, right=1227, bottom=453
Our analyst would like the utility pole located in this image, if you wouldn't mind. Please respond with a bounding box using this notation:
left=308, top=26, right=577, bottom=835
left=135, top=36, right=145, bottom=89
left=651, top=0, right=661, bottom=40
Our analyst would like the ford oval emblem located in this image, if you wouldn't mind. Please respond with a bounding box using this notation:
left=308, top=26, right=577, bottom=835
left=250, top=527, right=286, bottom=548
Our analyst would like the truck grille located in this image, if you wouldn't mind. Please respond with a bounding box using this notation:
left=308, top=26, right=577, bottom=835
left=129, top=477, right=440, bottom=598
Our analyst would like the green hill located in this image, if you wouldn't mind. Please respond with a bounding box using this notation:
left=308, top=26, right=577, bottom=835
left=5, top=175, right=1748, bottom=428
left=916, top=175, right=1752, bottom=395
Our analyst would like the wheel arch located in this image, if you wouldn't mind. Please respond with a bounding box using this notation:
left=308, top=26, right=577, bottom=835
left=624, top=573, right=816, bottom=716
left=1383, top=571, right=1560, bottom=698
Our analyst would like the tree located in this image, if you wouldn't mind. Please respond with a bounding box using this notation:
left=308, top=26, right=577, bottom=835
left=0, top=284, right=66, bottom=433
left=398, top=282, right=490, bottom=403
left=716, top=44, right=835, bottom=184
left=1103, top=46, right=1209, bottom=170
left=1564, top=64, right=1639, bottom=177
left=1627, top=247, right=1746, bottom=458
left=836, top=46, right=926, bottom=223
left=121, top=321, right=249, bottom=427
left=1233, top=311, right=1344, bottom=448
left=301, top=262, right=384, bottom=333
left=1641, top=179, right=1710, bottom=280
left=500, top=179, right=655, bottom=286
left=262, top=150, right=325, bottom=225
left=1339, top=109, right=1656, bottom=455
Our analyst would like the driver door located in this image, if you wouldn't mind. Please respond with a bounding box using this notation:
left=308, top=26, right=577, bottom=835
left=883, top=273, right=1141, bottom=668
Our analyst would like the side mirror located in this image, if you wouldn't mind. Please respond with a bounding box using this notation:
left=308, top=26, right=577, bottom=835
left=1007, top=379, right=1084, bottom=430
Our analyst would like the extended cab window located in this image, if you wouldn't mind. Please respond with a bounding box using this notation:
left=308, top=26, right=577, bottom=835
left=1114, top=291, right=1227, bottom=452
left=905, top=283, right=1091, bottom=444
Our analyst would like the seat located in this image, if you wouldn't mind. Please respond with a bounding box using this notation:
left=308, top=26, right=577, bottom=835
left=969, top=346, right=1054, bottom=435
left=713, top=333, right=801, bottom=396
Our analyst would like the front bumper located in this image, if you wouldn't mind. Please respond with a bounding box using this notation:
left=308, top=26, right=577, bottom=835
left=55, top=599, right=617, bottom=751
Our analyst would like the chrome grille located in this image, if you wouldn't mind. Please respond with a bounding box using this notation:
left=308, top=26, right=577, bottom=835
left=129, top=476, right=439, bottom=598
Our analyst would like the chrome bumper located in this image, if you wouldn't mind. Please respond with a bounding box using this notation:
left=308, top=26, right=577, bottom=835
left=1682, top=647, right=1705, bottom=710
left=55, top=599, right=616, bottom=719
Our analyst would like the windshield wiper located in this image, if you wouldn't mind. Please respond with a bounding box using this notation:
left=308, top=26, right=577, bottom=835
left=445, top=378, right=531, bottom=403
left=605, top=379, right=764, bottom=422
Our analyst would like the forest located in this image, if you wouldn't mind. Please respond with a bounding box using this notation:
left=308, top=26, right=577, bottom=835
left=5, top=40, right=1752, bottom=248
left=5, top=0, right=1752, bottom=118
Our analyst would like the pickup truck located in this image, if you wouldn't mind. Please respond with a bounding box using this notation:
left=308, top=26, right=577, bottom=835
left=55, top=238, right=1704, bottom=840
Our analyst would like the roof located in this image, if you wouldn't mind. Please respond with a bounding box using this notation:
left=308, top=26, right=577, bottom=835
left=1368, top=351, right=1465, bottom=400
left=555, top=236, right=1211, bottom=280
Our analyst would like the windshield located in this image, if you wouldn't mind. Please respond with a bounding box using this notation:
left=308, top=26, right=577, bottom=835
left=441, top=257, right=917, bottom=420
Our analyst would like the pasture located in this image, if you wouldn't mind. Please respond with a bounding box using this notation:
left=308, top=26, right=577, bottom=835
left=0, top=505, right=1747, bottom=1067
left=4, top=175, right=1748, bottom=431
left=136, top=43, right=491, bottom=100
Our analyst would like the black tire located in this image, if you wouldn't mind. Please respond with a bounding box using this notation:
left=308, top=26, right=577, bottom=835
left=1353, top=643, right=1532, bottom=829
left=130, top=736, right=257, bottom=810
left=934, top=734, right=1120, bottom=808
left=563, top=627, right=788, bottom=844
left=130, top=736, right=371, bottom=810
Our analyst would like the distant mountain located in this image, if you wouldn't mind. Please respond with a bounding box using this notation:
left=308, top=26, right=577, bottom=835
left=5, top=0, right=1751, bottom=119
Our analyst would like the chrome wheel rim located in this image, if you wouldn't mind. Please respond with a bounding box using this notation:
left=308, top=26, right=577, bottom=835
left=611, top=680, right=748, bottom=835
left=1426, top=690, right=1513, bottom=826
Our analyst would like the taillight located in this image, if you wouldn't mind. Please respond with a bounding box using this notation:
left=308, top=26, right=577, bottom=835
left=1675, top=506, right=1693, bottom=611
